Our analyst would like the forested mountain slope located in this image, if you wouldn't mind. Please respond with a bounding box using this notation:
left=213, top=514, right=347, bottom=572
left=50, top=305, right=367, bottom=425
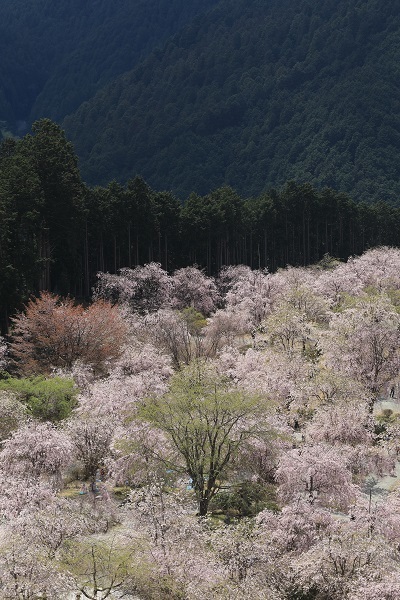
left=0, top=0, right=218, bottom=125
left=63, top=0, right=400, bottom=202
left=2, top=0, right=400, bottom=202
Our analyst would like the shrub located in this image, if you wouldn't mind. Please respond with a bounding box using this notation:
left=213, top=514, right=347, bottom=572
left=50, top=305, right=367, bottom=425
left=210, top=481, right=279, bottom=519
left=0, top=375, right=78, bottom=421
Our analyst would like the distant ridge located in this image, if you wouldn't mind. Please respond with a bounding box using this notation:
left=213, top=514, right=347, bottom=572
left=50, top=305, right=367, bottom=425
left=1, top=0, right=400, bottom=202
left=63, top=0, right=400, bottom=202
left=0, top=0, right=219, bottom=124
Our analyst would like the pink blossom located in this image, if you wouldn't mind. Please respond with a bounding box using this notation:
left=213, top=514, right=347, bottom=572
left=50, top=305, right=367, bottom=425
left=276, top=444, right=357, bottom=511
left=171, top=266, right=220, bottom=315
left=0, top=421, right=73, bottom=487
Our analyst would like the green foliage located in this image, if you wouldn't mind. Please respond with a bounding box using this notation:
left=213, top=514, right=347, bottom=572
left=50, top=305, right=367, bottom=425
left=315, top=254, right=342, bottom=271
left=369, top=407, right=398, bottom=455
left=0, top=375, right=78, bottom=421
left=59, top=539, right=139, bottom=600
left=141, top=360, right=270, bottom=515
left=180, top=307, right=207, bottom=334
left=288, top=587, right=320, bottom=600
left=2, top=2, right=400, bottom=325
left=0, top=390, right=28, bottom=440
left=210, top=481, right=279, bottom=519
left=0, top=120, right=85, bottom=328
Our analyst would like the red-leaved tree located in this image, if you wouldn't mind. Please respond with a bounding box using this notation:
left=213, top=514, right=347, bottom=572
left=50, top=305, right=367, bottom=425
left=9, top=292, right=128, bottom=376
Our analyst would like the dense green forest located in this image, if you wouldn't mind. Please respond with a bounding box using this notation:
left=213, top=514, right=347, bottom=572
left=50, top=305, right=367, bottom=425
left=64, top=0, right=400, bottom=201
left=1, top=0, right=400, bottom=201
left=0, top=0, right=218, bottom=124
left=1, top=119, right=400, bottom=333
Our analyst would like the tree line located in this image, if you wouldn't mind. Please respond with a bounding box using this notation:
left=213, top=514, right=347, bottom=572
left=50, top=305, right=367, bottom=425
left=1, top=118, right=400, bottom=331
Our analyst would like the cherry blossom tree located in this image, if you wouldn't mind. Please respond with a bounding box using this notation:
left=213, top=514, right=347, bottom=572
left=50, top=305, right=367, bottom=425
left=304, top=403, right=395, bottom=481
left=262, top=302, right=318, bottom=357
left=204, top=306, right=252, bottom=352
left=0, top=421, right=73, bottom=488
left=0, top=335, right=8, bottom=370
left=59, top=537, right=137, bottom=600
left=235, top=432, right=290, bottom=485
left=218, top=345, right=313, bottom=419
left=221, top=266, right=281, bottom=326
left=301, top=368, right=370, bottom=409
left=291, top=518, right=398, bottom=600
left=315, top=261, right=364, bottom=305
left=305, top=403, right=373, bottom=447
left=282, top=282, right=330, bottom=324
left=216, top=265, right=255, bottom=297
left=12, top=498, right=86, bottom=559
left=141, top=308, right=209, bottom=370
left=315, top=247, right=400, bottom=306
left=171, top=266, right=220, bottom=315
left=254, top=491, right=400, bottom=600
left=74, top=342, right=172, bottom=421
left=350, top=578, right=400, bottom=600
left=276, top=444, right=357, bottom=511
left=109, top=418, right=173, bottom=488
left=323, top=293, right=400, bottom=403
left=1, top=248, right=400, bottom=599
left=371, top=489, right=400, bottom=546
left=0, top=392, right=27, bottom=441
left=95, top=262, right=172, bottom=313
left=275, top=265, right=321, bottom=292
left=125, top=484, right=231, bottom=600
left=77, top=371, right=164, bottom=422
left=0, top=473, right=55, bottom=520
left=0, top=536, right=70, bottom=600
left=73, top=379, right=132, bottom=421
left=114, top=342, right=172, bottom=380
left=210, top=520, right=271, bottom=590
left=66, top=416, right=114, bottom=482
left=345, top=246, right=400, bottom=292
left=33, top=505, right=79, bottom=552
left=257, top=499, right=334, bottom=556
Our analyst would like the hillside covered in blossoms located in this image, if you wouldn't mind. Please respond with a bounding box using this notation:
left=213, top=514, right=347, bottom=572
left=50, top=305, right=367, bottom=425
left=0, top=246, right=400, bottom=598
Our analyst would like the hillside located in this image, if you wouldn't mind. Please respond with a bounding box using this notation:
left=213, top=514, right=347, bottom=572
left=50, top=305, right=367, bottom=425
left=2, top=0, right=400, bottom=202
left=2, top=248, right=400, bottom=597
left=62, top=0, right=400, bottom=202
left=0, top=0, right=219, bottom=126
